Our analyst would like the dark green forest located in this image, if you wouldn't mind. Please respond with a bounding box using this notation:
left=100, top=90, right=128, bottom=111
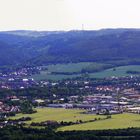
left=1, top=29, right=140, bottom=66
left=1, top=126, right=140, bottom=140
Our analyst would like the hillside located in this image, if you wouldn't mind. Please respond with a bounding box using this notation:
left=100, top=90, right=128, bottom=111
left=1, top=29, right=140, bottom=66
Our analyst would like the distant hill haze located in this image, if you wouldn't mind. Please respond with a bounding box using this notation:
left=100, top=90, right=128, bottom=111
left=1, top=28, right=140, bottom=66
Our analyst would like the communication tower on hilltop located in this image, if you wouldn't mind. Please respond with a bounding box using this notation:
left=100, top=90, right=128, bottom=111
left=82, top=24, right=84, bottom=31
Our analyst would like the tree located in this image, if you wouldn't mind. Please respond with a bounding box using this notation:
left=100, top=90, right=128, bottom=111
left=20, top=100, right=36, bottom=114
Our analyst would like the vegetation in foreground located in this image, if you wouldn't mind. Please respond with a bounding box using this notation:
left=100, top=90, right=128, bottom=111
left=1, top=126, right=140, bottom=140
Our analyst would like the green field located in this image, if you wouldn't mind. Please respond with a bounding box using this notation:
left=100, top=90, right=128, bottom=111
left=10, top=108, right=140, bottom=131
left=31, top=72, right=80, bottom=81
left=31, top=62, right=106, bottom=80
left=44, top=63, right=93, bottom=73
left=31, top=64, right=140, bottom=81
left=10, top=108, right=105, bottom=124
left=59, top=113, right=140, bottom=131
left=90, top=65, right=140, bottom=78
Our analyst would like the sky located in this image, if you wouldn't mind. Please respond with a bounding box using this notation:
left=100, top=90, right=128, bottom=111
left=0, top=0, right=140, bottom=31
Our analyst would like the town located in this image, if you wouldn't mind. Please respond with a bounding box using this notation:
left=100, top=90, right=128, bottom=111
left=0, top=66, right=140, bottom=127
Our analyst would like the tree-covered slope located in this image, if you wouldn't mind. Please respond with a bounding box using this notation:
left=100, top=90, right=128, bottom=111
left=1, top=29, right=140, bottom=66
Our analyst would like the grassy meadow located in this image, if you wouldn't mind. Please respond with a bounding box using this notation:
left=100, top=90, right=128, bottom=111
left=9, top=108, right=105, bottom=124
left=9, top=108, right=140, bottom=131
left=90, top=65, right=140, bottom=78
left=31, top=62, right=105, bottom=81
left=59, top=113, right=140, bottom=131
left=31, top=64, right=140, bottom=80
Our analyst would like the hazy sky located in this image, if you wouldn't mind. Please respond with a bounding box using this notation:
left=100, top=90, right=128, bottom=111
left=0, top=0, right=140, bottom=31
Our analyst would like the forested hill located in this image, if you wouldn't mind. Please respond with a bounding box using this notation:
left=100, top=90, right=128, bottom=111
left=1, top=29, right=140, bottom=66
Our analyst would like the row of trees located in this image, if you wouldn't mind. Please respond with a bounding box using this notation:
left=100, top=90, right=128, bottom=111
left=0, top=126, right=140, bottom=140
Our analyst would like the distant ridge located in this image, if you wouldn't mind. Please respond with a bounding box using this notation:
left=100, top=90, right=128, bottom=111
left=1, top=28, right=140, bottom=66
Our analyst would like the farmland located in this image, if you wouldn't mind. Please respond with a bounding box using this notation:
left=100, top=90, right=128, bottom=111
left=9, top=108, right=140, bottom=131
left=9, top=108, right=105, bottom=124
left=31, top=62, right=109, bottom=80
left=90, top=65, right=140, bottom=78
left=59, top=113, right=140, bottom=131
left=31, top=64, right=140, bottom=80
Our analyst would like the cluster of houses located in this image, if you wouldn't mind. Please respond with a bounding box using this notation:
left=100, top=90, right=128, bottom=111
left=47, top=88, right=140, bottom=115
left=0, top=77, right=38, bottom=89
left=0, top=96, right=20, bottom=116
left=0, top=68, right=140, bottom=128
left=0, top=66, right=42, bottom=89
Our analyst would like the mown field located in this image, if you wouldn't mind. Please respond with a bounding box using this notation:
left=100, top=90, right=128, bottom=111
left=9, top=108, right=105, bottom=124
left=31, top=62, right=107, bottom=81
left=59, top=113, right=140, bottom=131
left=43, top=63, right=93, bottom=73
left=31, top=72, right=80, bottom=81
left=10, top=108, right=140, bottom=131
left=90, top=65, right=140, bottom=78
left=31, top=64, right=140, bottom=80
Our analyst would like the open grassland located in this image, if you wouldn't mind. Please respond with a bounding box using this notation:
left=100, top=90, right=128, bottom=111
left=90, top=65, right=140, bottom=78
left=9, top=108, right=105, bottom=124
left=45, top=63, right=92, bottom=73
left=10, top=108, right=140, bottom=131
left=31, top=64, right=140, bottom=80
left=31, top=62, right=110, bottom=81
left=31, top=72, right=80, bottom=81
left=58, top=113, right=140, bottom=131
